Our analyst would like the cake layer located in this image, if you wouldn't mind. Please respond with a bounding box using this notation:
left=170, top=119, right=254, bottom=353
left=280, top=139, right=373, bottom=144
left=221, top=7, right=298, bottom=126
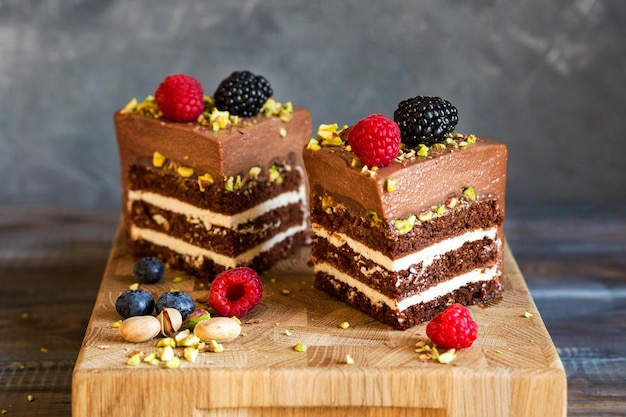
left=129, top=198, right=306, bottom=256
left=311, top=232, right=501, bottom=300
left=314, top=269, right=503, bottom=330
left=128, top=161, right=304, bottom=215
left=310, top=195, right=504, bottom=259
left=131, top=230, right=307, bottom=280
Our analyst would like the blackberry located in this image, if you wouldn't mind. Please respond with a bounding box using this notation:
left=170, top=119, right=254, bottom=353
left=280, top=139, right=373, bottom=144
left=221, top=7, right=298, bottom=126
left=393, top=96, right=458, bottom=147
left=213, top=70, right=273, bottom=117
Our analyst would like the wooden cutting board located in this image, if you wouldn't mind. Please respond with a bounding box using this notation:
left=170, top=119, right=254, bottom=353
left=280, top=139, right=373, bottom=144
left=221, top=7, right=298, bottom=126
left=72, top=223, right=566, bottom=417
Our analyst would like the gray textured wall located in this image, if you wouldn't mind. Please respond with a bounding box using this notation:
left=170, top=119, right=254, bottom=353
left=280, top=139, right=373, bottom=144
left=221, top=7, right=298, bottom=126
left=1, top=0, right=624, bottom=216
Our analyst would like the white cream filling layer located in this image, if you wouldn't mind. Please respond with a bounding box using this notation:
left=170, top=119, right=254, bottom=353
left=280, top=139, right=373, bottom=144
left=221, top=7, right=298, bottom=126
left=128, top=184, right=307, bottom=230
left=315, top=262, right=499, bottom=312
left=313, top=224, right=498, bottom=272
left=130, top=221, right=307, bottom=270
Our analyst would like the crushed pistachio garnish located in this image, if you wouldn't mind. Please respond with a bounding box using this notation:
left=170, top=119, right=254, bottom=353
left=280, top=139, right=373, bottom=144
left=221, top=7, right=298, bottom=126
left=209, top=107, right=232, bottom=131
left=394, top=214, right=417, bottom=234
left=128, top=282, right=139, bottom=291
left=261, top=98, right=294, bottom=122
left=446, top=197, right=458, bottom=209
left=437, top=349, right=457, bottom=364
left=197, top=173, right=214, bottom=192
left=164, top=356, right=181, bottom=369
left=152, top=151, right=166, bottom=168
left=157, top=337, right=176, bottom=348
left=159, top=345, right=175, bottom=362
left=339, top=321, right=350, bottom=329
left=385, top=177, right=397, bottom=193
left=293, top=342, right=308, bottom=352
left=248, top=166, right=262, bottom=180
left=177, top=166, right=194, bottom=178
left=522, top=311, right=534, bottom=318
left=268, top=166, right=283, bottom=184
left=306, top=137, right=321, bottom=151
left=416, top=144, right=429, bottom=157
left=433, top=205, right=446, bottom=216
left=321, top=195, right=334, bottom=211
left=209, top=339, right=225, bottom=353
left=279, top=127, right=287, bottom=137
left=462, top=186, right=477, bottom=201
left=183, top=347, right=199, bottom=362
left=112, top=320, right=122, bottom=328
left=127, top=352, right=143, bottom=366
left=120, top=98, right=138, bottom=114
left=345, top=354, right=355, bottom=365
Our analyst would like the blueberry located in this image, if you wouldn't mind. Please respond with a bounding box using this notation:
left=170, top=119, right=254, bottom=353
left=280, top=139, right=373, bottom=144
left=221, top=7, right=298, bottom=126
left=115, top=289, right=155, bottom=318
left=156, top=291, right=195, bottom=320
left=133, top=257, right=165, bottom=284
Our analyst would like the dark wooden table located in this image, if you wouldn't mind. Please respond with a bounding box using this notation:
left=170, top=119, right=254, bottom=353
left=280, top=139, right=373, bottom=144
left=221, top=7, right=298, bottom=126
left=1, top=207, right=625, bottom=416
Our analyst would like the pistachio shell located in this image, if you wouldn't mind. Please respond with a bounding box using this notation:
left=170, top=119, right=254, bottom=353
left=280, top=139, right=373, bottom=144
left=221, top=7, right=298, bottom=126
left=193, top=317, right=241, bottom=343
left=156, top=307, right=182, bottom=337
left=119, top=315, right=160, bottom=343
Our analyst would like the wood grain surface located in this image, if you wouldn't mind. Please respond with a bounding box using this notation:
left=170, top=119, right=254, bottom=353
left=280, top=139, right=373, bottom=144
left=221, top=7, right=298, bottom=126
left=2, top=208, right=625, bottom=416
left=70, top=221, right=566, bottom=417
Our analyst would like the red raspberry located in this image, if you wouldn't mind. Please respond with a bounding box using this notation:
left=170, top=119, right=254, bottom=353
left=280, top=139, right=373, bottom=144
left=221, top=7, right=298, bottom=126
left=154, top=73, right=204, bottom=122
left=209, top=267, right=263, bottom=317
left=426, top=304, right=478, bottom=349
left=347, top=114, right=401, bottom=167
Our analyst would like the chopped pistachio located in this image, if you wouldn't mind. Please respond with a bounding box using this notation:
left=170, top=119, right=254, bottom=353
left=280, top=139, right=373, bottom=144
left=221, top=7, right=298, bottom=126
left=164, top=356, right=181, bottom=369
left=209, top=339, right=225, bottom=353
left=157, top=337, right=177, bottom=348
left=152, top=151, right=166, bottom=168
left=174, top=330, right=191, bottom=345
left=338, top=321, right=350, bottom=329
left=321, top=135, right=344, bottom=147
left=177, top=166, right=194, bottom=178
left=417, top=144, right=429, bottom=157
left=321, top=195, right=334, bottom=211
left=209, top=107, right=231, bottom=130
left=183, top=347, right=199, bottom=362
left=293, top=342, right=308, bottom=352
left=281, top=289, right=291, bottom=295
left=128, top=282, right=139, bottom=290
left=418, top=211, right=433, bottom=222
left=268, top=166, right=282, bottom=184
left=284, top=329, right=293, bottom=336
left=159, top=345, right=175, bottom=362
left=127, top=352, right=143, bottom=366
left=121, top=98, right=138, bottom=114
left=172, top=276, right=183, bottom=283
left=466, top=134, right=477, bottom=144
left=345, top=354, right=355, bottom=365
left=306, top=137, right=321, bottom=151
left=462, top=186, right=477, bottom=201
left=394, top=215, right=417, bottom=234
left=522, top=311, right=534, bottom=318
left=437, top=349, right=457, bottom=364
left=225, top=176, right=235, bottom=192
left=446, top=197, right=459, bottom=209
left=434, top=205, right=446, bottom=216
left=112, top=320, right=122, bottom=328
left=197, top=173, right=214, bottom=192
left=279, top=127, right=287, bottom=137
left=248, top=166, right=262, bottom=180
left=143, top=352, right=159, bottom=366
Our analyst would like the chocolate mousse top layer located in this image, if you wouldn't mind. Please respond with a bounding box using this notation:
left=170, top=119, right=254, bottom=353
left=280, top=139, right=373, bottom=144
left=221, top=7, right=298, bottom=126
left=303, top=132, right=508, bottom=222
left=114, top=107, right=312, bottom=180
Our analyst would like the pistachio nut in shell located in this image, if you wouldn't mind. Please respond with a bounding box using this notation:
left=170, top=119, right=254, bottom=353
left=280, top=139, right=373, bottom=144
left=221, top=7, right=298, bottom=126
left=193, top=317, right=241, bottom=343
left=119, top=315, right=161, bottom=343
left=156, top=307, right=183, bottom=336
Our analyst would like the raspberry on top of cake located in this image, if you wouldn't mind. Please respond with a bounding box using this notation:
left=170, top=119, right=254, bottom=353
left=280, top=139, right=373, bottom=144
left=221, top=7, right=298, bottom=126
left=303, top=96, right=508, bottom=330
left=114, top=71, right=312, bottom=280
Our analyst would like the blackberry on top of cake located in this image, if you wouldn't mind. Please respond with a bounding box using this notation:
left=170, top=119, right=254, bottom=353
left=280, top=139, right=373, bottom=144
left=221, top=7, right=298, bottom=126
left=303, top=96, right=508, bottom=330
left=114, top=71, right=312, bottom=281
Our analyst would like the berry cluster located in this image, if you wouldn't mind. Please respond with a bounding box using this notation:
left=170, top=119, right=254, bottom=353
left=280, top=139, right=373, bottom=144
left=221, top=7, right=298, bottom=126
left=153, top=70, right=273, bottom=122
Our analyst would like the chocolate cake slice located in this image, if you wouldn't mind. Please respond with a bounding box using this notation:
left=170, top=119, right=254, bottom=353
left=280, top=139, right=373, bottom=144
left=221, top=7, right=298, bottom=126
left=114, top=73, right=311, bottom=280
left=303, top=107, right=508, bottom=330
